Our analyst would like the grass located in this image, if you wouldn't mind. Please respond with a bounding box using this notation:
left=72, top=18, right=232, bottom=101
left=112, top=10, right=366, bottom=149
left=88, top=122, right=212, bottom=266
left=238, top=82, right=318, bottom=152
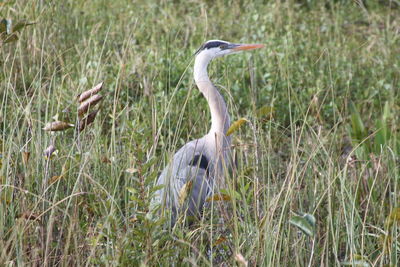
left=1, top=0, right=399, bottom=265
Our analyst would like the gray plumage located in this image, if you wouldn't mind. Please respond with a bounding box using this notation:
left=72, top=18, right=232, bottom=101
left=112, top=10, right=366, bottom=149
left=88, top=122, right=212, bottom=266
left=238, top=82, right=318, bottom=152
left=153, top=40, right=264, bottom=224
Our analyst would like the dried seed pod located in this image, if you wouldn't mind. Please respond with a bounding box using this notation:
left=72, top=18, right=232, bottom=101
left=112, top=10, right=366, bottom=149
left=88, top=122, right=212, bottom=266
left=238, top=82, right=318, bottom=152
left=78, top=94, right=102, bottom=117
left=43, top=121, right=74, bottom=131
left=77, top=82, right=103, bottom=103
left=43, top=145, right=56, bottom=159
left=79, top=110, right=99, bottom=132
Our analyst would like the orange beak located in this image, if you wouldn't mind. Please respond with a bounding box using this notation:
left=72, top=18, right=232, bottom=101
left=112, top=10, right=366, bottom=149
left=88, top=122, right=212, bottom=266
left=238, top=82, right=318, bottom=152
left=232, top=43, right=265, bottom=51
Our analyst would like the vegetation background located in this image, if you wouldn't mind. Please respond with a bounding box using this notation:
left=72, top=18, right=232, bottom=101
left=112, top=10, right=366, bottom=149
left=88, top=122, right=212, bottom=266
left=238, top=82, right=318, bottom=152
left=1, top=0, right=399, bottom=266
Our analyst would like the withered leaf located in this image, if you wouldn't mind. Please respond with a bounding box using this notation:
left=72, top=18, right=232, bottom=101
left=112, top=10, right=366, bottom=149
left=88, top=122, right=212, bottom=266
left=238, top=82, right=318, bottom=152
left=213, top=236, right=227, bottom=247
left=226, top=118, right=248, bottom=136
left=206, top=193, right=231, bottom=202
left=178, top=180, right=193, bottom=206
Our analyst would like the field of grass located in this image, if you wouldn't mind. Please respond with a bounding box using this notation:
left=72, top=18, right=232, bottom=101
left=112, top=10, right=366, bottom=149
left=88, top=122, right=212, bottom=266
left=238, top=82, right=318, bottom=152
left=1, top=0, right=399, bottom=266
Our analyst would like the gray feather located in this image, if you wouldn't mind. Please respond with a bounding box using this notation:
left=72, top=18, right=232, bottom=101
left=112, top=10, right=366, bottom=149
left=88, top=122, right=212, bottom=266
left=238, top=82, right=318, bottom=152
left=153, top=138, right=215, bottom=223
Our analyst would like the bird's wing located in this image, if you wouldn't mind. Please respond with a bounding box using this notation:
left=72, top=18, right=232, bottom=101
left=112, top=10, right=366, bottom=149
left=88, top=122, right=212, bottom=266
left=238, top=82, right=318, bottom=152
left=154, top=139, right=213, bottom=221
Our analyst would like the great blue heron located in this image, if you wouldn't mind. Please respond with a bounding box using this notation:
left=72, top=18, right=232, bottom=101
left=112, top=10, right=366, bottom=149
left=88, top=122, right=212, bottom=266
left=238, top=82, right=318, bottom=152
left=154, top=40, right=264, bottom=224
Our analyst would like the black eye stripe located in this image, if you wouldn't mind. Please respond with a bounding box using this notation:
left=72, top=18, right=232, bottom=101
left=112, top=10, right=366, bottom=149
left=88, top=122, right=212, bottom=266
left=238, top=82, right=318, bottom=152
left=194, top=41, right=229, bottom=55
left=203, top=41, right=227, bottom=49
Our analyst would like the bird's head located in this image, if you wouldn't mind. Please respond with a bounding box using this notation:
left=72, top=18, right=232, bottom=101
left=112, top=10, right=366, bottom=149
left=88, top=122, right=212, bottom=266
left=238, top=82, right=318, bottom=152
left=195, top=40, right=264, bottom=60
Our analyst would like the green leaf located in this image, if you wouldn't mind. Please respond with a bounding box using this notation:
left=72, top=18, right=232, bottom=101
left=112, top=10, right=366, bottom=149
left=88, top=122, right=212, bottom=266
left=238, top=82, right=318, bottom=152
left=12, top=20, right=35, bottom=33
left=126, top=187, right=137, bottom=194
left=349, top=101, right=366, bottom=142
left=149, top=184, right=164, bottom=194
left=289, top=213, right=316, bottom=237
left=142, top=157, right=157, bottom=173
left=382, top=101, right=391, bottom=121
left=375, top=119, right=387, bottom=150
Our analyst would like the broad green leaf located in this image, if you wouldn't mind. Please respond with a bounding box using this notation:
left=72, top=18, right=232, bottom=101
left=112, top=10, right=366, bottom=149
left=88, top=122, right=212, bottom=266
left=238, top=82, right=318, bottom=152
left=227, top=118, right=248, bottom=136
left=349, top=101, right=366, bottom=142
left=289, top=213, right=316, bottom=237
left=303, top=213, right=316, bottom=226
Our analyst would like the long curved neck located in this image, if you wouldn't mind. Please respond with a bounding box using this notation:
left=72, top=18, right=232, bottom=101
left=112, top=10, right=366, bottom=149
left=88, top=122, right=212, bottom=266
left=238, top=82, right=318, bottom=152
left=194, top=54, right=230, bottom=135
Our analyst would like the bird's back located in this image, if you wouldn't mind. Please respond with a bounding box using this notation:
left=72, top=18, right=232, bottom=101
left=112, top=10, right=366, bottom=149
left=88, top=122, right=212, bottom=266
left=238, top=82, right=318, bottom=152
left=154, top=137, right=215, bottom=223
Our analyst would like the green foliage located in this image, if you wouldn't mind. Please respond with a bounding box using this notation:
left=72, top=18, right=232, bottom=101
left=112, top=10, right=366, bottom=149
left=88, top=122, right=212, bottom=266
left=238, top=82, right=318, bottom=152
left=1, top=0, right=399, bottom=266
left=348, top=100, right=396, bottom=158
left=290, top=213, right=316, bottom=237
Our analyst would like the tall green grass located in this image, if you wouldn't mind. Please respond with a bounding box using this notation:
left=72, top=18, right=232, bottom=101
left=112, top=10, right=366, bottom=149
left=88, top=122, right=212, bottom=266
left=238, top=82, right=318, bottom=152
left=1, top=0, right=399, bottom=265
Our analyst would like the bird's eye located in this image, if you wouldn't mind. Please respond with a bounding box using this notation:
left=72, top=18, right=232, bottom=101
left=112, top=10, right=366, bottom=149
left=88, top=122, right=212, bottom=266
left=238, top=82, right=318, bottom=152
left=219, top=44, right=228, bottom=50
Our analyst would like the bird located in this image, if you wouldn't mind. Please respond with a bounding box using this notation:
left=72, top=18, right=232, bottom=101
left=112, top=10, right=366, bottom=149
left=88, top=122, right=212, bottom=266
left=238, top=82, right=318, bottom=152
left=153, top=40, right=264, bottom=224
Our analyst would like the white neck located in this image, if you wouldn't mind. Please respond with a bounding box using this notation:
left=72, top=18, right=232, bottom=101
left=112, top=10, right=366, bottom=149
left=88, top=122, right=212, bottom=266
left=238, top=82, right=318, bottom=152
left=194, top=53, right=230, bottom=135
